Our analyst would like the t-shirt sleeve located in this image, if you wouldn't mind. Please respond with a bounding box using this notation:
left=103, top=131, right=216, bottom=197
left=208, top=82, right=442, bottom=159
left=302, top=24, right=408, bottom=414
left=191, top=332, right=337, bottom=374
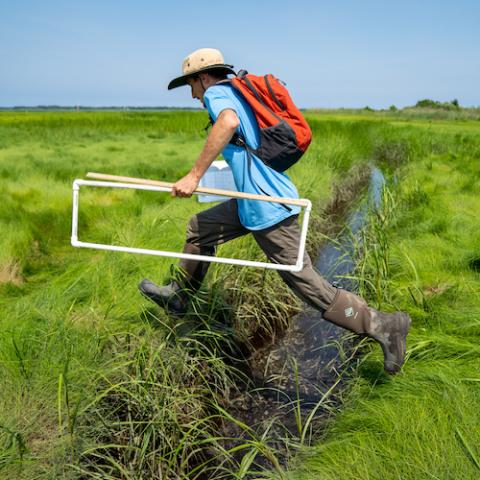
left=203, top=86, right=237, bottom=121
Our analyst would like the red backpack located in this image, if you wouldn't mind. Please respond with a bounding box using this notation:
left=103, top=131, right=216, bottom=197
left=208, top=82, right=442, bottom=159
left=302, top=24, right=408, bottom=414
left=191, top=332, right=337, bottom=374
left=220, top=70, right=312, bottom=172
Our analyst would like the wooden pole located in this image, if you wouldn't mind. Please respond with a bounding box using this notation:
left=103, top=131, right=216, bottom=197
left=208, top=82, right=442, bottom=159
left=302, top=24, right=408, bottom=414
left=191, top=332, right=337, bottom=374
left=86, top=172, right=309, bottom=207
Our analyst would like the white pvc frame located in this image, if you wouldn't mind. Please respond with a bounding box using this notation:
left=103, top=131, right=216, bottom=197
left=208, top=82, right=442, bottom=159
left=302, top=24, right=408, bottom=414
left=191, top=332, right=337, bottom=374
left=71, top=179, right=312, bottom=272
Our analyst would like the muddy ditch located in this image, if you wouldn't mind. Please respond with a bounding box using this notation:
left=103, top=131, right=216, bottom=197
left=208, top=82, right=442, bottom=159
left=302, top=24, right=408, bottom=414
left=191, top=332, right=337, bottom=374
left=218, top=164, right=386, bottom=470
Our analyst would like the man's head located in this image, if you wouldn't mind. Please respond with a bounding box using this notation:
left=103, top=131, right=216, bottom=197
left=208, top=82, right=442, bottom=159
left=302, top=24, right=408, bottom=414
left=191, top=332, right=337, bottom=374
left=168, top=48, right=235, bottom=101
left=186, top=71, right=228, bottom=104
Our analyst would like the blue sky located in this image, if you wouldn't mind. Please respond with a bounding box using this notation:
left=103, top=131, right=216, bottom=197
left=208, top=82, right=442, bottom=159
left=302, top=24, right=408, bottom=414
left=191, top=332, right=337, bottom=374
left=1, top=0, right=479, bottom=108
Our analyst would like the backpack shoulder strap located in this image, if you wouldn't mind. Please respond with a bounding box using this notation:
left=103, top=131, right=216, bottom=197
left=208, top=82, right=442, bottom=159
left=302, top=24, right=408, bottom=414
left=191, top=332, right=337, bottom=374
left=205, top=77, right=248, bottom=148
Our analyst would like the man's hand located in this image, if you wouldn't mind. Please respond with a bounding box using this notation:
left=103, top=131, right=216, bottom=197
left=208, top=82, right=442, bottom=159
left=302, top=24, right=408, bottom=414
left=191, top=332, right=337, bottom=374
left=171, top=172, right=199, bottom=198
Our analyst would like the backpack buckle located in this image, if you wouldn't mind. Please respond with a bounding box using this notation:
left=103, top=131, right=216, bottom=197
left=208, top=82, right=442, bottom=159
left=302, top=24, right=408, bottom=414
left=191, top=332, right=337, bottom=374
left=230, top=132, right=246, bottom=147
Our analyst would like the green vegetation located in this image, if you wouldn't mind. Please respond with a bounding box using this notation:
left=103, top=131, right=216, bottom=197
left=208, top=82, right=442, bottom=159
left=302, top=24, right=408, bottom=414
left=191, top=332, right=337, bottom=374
left=414, top=98, right=460, bottom=109
left=0, top=110, right=479, bottom=479
left=284, top=117, right=480, bottom=480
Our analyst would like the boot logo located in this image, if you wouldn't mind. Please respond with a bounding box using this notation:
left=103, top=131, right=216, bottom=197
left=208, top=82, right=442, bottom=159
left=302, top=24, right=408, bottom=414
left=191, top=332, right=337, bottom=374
left=345, top=307, right=354, bottom=317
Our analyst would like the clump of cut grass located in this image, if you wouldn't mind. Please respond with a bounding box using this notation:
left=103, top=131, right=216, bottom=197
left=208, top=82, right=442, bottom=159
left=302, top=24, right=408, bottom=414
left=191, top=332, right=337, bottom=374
left=0, top=261, right=24, bottom=285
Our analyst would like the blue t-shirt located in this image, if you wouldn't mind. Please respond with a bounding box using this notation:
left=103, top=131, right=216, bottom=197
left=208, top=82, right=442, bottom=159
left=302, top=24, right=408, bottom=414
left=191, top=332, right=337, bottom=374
left=203, top=84, right=301, bottom=231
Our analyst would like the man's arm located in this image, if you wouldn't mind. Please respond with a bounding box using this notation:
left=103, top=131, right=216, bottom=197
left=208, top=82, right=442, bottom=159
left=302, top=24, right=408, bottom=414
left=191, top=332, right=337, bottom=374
left=171, top=109, right=240, bottom=197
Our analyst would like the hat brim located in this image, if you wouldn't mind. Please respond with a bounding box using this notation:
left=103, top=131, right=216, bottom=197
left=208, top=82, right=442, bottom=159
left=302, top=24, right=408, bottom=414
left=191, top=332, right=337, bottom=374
left=168, top=64, right=236, bottom=90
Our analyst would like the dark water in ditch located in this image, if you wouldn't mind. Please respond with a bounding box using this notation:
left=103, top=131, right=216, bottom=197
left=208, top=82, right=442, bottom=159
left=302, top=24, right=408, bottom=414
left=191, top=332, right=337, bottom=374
left=225, top=167, right=386, bottom=451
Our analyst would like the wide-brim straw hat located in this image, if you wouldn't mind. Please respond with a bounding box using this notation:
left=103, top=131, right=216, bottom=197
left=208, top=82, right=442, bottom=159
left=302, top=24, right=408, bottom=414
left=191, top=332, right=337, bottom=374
left=168, top=48, right=236, bottom=90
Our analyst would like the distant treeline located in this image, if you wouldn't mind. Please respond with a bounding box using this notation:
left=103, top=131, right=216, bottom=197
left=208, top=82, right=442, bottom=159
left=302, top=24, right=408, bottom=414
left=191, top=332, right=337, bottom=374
left=372, top=99, right=477, bottom=112
left=1, top=101, right=478, bottom=114
left=413, top=98, right=461, bottom=110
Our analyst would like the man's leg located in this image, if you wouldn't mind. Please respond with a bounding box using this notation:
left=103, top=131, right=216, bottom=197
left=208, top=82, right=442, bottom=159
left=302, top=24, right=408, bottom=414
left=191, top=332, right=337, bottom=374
left=253, top=215, right=411, bottom=374
left=140, top=199, right=248, bottom=315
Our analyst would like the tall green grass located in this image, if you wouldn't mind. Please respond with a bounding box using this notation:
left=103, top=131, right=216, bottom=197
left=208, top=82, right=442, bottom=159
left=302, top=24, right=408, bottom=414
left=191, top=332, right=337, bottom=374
left=1, top=111, right=479, bottom=478
left=284, top=120, right=480, bottom=480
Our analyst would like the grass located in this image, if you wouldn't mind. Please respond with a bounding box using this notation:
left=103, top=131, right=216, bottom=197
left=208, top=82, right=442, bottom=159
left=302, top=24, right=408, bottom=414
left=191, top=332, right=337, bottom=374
left=0, top=110, right=479, bottom=478
left=282, top=120, right=480, bottom=480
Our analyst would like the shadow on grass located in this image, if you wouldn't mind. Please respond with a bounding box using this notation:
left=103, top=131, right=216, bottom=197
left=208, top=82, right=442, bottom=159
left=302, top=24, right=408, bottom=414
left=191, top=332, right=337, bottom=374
left=356, top=358, right=392, bottom=386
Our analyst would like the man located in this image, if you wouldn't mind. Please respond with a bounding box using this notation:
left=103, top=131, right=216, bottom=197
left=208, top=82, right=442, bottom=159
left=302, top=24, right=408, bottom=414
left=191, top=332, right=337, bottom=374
left=139, top=48, right=411, bottom=374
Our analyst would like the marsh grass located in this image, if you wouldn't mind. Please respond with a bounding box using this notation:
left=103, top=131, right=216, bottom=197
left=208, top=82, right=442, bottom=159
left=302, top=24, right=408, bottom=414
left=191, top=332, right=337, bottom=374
left=352, top=185, right=397, bottom=309
left=1, top=111, right=479, bottom=478
left=285, top=119, right=480, bottom=480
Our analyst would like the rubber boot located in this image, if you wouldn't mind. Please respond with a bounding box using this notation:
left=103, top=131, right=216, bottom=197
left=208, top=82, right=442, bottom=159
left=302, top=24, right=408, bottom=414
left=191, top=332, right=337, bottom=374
left=323, top=289, right=411, bottom=374
left=139, top=243, right=213, bottom=316
left=138, top=278, right=189, bottom=316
